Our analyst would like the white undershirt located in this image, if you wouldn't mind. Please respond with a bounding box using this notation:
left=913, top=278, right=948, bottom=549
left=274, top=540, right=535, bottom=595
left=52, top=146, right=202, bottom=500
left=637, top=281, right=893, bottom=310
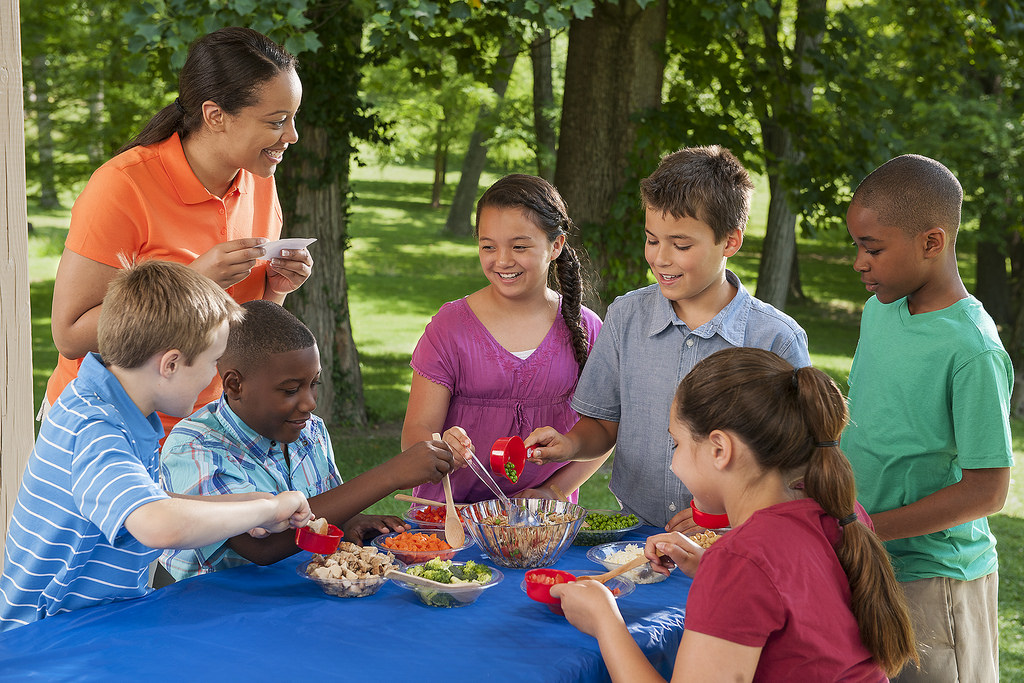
left=509, top=348, right=536, bottom=360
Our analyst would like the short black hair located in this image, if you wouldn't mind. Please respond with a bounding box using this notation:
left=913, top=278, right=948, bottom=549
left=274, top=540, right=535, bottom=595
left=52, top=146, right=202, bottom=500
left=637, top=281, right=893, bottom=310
left=851, top=154, right=963, bottom=237
left=221, top=299, right=316, bottom=373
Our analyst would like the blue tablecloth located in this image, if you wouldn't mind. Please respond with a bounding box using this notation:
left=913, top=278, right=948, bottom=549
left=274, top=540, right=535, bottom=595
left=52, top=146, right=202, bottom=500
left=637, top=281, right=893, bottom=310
left=0, top=527, right=688, bottom=682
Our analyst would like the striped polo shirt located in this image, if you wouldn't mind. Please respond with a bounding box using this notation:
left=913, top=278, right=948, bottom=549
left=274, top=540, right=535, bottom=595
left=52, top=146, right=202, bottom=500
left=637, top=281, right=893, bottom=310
left=0, top=353, right=168, bottom=632
left=160, top=395, right=341, bottom=581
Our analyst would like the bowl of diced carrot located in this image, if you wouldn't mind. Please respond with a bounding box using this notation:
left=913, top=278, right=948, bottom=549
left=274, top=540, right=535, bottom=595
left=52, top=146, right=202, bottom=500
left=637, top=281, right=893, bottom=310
left=370, top=529, right=474, bottom=564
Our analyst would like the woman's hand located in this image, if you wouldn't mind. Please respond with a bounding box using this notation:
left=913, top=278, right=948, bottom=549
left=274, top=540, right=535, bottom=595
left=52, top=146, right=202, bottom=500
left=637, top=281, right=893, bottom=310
left=524, top=426, right=575, bottom=464
left=190, top=237, right=268, bottom=288
left=645, top=531, right=704, bottom=578
left=267, top=247, right=313, bottom=295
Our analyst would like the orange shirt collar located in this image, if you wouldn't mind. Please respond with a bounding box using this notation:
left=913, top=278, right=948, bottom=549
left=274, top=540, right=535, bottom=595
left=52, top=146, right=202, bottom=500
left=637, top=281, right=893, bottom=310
left=158, top=132, right=253, bottom=205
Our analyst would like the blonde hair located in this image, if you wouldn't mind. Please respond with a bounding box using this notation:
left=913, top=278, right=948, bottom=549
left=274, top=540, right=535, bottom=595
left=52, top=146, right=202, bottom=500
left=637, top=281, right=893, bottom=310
left=98, top=259, right=245, bottom=368
left=674, top=348, right=918, bottom=676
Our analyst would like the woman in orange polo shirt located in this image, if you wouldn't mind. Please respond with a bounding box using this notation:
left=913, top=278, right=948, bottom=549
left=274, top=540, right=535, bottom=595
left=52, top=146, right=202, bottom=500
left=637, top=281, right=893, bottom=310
left=46, top=27, right=314, bottom=435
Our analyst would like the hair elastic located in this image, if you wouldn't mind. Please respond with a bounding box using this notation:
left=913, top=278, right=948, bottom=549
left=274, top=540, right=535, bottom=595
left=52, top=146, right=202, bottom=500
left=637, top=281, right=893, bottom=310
left=837, top=512, right=858, bottom=527
left=174, top=98, right=186, bottom=115
left=791, top=369, right=799, bottom=389
left=815, top=440, right=839, bottom=448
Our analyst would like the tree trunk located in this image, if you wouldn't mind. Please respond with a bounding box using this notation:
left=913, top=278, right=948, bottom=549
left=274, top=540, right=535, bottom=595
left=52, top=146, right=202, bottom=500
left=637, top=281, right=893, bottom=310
left=29, top=55, right=59, bottom=209
left=1005, top=229, right=1024, bottom=417
left=444, top=37, right=520, bottom=236
left=753, top=0, right=826, bottom=310
left=280, top=126, right=366, bottom=427
left=553, top=0, right=668, bottom=311
left=756, top=122, right=799, bottom=309
left=431, top=116, right=447, bottom=209
left=531, top=30, right=557, bottom=183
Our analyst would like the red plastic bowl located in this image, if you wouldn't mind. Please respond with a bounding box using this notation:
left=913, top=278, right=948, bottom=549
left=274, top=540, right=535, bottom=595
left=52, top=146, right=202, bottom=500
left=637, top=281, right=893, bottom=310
left=295, top=524, right=344, bottom=554
left=490, top=436, right=527, bottom=482
left=524, top=568, right=577, bottom=614
left=690, top=500, right=730, bottom=530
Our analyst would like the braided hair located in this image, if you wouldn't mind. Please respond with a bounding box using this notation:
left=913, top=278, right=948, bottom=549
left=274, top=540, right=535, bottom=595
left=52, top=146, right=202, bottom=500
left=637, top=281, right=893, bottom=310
left=475, top=174, right=590, bottom=374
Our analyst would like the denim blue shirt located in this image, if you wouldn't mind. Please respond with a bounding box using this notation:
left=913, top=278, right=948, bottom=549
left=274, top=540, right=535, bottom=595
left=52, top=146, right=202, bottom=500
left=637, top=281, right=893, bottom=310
left=572, top=271, right=810, bottom=527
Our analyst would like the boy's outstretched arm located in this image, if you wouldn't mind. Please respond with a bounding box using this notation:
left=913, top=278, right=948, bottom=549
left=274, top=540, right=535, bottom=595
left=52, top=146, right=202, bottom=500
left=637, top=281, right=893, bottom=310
left=227, top=439, right=454, bottom=565
left=869, top=467, right=1009, bottom=542
left=124, top=492, right=311, bottom=549
left=526, top=416, right=618, bottom=465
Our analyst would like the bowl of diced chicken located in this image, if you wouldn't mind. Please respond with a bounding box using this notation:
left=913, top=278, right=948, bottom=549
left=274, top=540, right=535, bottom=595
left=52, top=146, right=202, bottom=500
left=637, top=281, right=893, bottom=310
left=299, top=541, right=405, bottom=598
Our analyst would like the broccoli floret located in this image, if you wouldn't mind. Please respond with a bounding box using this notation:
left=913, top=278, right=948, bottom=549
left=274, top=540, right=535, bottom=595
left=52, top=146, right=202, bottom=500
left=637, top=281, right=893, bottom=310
left=421, top=568, right=453, bottom=583
left=460, top=561, right=492, bottom=583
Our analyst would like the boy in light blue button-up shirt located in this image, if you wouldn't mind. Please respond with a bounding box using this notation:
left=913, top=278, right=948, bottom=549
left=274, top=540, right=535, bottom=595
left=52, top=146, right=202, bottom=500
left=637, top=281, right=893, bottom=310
left=526, top=146, right=809, bottom=530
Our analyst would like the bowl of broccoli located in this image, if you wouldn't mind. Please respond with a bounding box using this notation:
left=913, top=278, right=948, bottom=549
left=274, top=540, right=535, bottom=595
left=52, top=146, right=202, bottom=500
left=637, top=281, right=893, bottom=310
left=389, top=558, right=503, bottom=608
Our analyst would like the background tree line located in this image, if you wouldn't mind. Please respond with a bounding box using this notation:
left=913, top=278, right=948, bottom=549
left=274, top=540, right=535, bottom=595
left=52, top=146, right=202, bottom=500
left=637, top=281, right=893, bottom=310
left=22, top=0, right=1024, bottom=422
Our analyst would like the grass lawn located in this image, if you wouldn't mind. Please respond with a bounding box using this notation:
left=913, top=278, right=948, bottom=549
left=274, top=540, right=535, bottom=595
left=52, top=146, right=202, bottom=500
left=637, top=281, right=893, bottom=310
left=24, top=163, right=1024, bottom=676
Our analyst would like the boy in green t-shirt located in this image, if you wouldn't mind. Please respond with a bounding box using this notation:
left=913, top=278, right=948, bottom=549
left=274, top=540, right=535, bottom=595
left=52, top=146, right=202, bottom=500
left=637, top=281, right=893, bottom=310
left=841, top=154, right=1013, bottom=682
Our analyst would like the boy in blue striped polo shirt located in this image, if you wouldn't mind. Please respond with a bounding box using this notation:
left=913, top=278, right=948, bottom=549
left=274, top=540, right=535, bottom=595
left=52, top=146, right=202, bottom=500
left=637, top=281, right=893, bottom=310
left=160, top=300, right=454, bottom=580
left=0, top=261, right=313, bottom=632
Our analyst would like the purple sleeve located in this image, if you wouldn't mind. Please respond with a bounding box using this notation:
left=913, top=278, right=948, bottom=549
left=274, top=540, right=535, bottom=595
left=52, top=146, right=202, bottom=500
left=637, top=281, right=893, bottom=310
left=410, top=302, right=460, bottom=393
left=581, top=305, right=603, bottom=350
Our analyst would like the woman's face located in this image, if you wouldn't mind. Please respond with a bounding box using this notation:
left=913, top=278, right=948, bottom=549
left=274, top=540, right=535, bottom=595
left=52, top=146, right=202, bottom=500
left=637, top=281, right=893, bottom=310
left=221, top=68, right=302, bottom=177
left=477, top=206, right=564, bottom=300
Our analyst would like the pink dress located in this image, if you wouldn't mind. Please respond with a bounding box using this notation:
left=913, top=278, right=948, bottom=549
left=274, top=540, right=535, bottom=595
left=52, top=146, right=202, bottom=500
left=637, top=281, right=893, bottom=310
left=411, top=297, right=602, bottom=503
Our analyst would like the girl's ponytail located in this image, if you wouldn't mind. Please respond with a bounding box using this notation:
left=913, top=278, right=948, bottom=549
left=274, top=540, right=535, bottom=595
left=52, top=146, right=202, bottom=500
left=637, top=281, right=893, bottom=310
left=797, top=370, right=919, bottom=677
left=675, top=350, right=918, bottom=677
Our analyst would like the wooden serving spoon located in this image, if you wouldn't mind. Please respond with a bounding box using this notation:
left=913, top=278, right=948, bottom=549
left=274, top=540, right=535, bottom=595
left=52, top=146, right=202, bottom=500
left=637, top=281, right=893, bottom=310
left=434, top=432, right=466, bottom=547
left=394, top=493, right=467, bottom=509
left=549, top=484, right=569, bottom=503
left=578, top=555, right=649, bottom=584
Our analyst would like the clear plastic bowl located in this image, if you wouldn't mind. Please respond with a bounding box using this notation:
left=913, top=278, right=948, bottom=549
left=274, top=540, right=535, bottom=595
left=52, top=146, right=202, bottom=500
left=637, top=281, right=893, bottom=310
left=572, top=509, right=642, bottom=546
left=298, top=555, right=405, bottom=598
left=390, top=561, right=504, bottom=608
left=370, top=529, right=474, bottom=565
left=586, top=541, right=673, bottom=584
left=461, top=498, right=586, bottom=569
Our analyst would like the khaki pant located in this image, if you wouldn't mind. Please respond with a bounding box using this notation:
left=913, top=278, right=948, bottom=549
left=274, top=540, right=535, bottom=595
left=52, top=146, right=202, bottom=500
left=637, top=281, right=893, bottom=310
left=893, top=572, right=998, bottom=683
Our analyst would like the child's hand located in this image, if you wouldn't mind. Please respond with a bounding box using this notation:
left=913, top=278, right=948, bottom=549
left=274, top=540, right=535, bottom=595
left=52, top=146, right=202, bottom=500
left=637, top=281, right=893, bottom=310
left=342, top=514, right=407, bottom=545
left=441, top=426, right=474, bottom=468
left=389, top=439, right=455, bottom=489
left=665, top=506, right=702, bottom=535
left=524, top=426, right=574, bottom=464
left=550, top=580, right=625, bottom=638
left=257, top=490, right=312, bottom=534
left=646, top=531, right=704, bottom=578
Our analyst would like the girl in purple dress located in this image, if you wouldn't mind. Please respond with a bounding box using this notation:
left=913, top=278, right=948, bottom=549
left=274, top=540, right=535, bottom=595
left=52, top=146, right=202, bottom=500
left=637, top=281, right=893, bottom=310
left=402, top=175, right=606, bottom=504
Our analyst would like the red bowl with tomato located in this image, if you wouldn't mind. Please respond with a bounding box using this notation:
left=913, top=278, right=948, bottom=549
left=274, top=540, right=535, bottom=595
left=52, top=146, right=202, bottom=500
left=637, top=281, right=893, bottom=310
left=521, top=568, right=635, bottom=615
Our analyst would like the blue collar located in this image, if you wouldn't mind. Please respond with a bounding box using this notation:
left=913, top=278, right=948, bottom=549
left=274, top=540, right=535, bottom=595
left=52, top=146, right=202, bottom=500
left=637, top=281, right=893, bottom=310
left=79, top=353, right=164, bottom=441
left=647, top=270, right=751, bottom=347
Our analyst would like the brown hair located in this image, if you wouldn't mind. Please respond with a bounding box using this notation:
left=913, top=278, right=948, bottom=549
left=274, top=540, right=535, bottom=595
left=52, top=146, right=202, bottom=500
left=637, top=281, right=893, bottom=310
left=639, top=145, right=754, bottom=243
left=851, top=154, right=963, bottom=238
left=118, top=27, right=297, bottom=154
left=98, top=259, right=245, bottom=369
left=476, top=174, right=591, bottom=374
left=673, top=348, right=918, bottom=676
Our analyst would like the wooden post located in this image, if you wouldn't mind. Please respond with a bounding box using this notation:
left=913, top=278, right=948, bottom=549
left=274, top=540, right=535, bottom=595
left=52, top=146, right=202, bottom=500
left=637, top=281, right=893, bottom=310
left=1, top=0, right=33, bottom=559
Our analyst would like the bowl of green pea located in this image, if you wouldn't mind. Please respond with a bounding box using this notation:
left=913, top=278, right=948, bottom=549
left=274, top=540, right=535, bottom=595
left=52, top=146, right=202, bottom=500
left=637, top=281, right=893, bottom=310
left=572, top=509, right=642, bottom=546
